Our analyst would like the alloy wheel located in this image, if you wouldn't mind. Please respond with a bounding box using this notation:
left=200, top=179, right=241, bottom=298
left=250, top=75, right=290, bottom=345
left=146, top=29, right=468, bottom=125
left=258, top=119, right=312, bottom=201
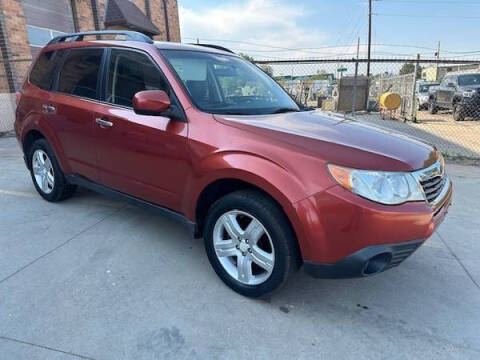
left=32, top=149, right=55, bottom=194
left=212, top=210, right=275, bottom=285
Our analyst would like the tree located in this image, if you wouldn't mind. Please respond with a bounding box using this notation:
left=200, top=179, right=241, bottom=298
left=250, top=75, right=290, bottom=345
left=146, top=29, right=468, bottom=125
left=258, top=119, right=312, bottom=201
left=311, top=69, right=330, bottom=80
left=239, top=52, right=274, bottom=76
left=399, top=62, right=422, bottom=79
left=238, top=52, right=255, bottom=62
left=260, top=64, right=274, bottom=77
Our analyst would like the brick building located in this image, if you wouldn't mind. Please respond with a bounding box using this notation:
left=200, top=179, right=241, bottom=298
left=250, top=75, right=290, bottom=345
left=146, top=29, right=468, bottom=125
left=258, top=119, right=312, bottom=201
left=0, top=0, right=181, bottom=93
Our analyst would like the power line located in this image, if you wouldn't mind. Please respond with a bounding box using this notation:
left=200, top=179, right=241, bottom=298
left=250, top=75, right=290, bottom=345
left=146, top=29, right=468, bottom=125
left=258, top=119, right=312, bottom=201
left=374, top=13, right=480, bottom=18
left=374, top=0, right=480, bottom=4
left=185, top=37, right=440, bottom=52
left=184, top=37, right=480, bottom=58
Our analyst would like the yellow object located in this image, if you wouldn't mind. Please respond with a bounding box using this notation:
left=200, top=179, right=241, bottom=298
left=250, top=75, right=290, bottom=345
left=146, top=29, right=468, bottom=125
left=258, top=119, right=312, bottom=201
left=379, top=92, right=401, bottom=110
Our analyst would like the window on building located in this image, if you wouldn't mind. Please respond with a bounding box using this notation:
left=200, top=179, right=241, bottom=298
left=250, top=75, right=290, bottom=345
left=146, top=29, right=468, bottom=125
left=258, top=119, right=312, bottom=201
left=58, top=49, right=104, bottom=100
left=105, top=49, right=169, bottom=107
left=29, top=51, right=65, bottom=90
left=26, top=25, right=66, bottom=47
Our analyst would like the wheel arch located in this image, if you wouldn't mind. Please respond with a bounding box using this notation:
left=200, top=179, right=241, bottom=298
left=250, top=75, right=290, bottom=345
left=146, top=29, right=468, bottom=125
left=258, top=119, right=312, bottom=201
left=193, top=177, right=305, bottom=259
left=22, top=129, right=46, bottom=168
left=20, top=117, right=70, bottom=173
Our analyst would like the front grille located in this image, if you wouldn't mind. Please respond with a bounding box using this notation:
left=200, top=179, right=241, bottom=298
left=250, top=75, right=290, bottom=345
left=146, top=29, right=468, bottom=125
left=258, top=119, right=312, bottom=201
left=420, top=175, right=446, bottom=203
left=385, top=241, right=422, bottom=269
left=413, top=160, right=446, bottom=204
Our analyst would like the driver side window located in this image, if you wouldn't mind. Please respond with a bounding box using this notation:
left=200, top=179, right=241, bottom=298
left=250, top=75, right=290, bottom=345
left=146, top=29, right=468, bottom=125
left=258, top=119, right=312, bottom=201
left=105, top=49, right=169, bottom=107
left=441, top=76, right=450, bottom=87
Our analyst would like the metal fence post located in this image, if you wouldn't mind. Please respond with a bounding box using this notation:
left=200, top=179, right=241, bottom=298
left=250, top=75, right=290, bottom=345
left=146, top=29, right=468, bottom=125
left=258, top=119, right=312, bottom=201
left=410, top=53, right=420, bottom=122
left=352, top=38, right=360, bottom=117
left=0, top=8, right=17, bottom=93
left=352, top=57, right=359, bottom=116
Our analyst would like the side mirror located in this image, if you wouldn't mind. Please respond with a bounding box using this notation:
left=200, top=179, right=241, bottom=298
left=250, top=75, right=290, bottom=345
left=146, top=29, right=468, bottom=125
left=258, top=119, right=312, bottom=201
left=133, top=90, right=170, bottom=115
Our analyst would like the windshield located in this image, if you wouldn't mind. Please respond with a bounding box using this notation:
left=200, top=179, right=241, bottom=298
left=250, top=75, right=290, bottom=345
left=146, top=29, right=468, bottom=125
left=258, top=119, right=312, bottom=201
left=418, top=84, right=437, bottom=93
left=161, top=49, right=299, bottom=115
left=458, top=74, right=480, bottom=86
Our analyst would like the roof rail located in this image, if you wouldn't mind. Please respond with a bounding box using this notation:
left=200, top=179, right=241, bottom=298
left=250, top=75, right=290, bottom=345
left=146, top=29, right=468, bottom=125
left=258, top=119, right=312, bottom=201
left=191, top=43, right=235, bottom=54
left=47, top=30, right=154, bottom=45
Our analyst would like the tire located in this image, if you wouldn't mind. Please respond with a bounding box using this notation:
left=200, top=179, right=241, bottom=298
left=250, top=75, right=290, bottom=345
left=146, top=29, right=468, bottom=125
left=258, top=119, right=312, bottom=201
left=453, top=104, right=466, bottom=121
left=203, top=190, right=300, bottom=298
left=28, top=138, right=76, bottom=202
left=428, top=100, right=438, bottom=114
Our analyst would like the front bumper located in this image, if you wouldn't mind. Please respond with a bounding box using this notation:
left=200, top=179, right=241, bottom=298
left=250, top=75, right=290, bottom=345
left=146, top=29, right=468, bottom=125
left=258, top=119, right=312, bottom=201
left=294, top=177, right=453, bottom=277
left=461, top=99, right=480, bottom=116
left=304, top=239, right=423, bottom=278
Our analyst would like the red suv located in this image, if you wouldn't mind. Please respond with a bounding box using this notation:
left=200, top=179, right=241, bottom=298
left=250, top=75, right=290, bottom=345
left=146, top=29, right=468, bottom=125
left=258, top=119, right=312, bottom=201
left=15, top=31, right=453, bottom=297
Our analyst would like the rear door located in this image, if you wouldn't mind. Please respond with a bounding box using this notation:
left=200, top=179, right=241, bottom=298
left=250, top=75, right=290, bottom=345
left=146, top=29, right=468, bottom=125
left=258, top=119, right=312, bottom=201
left=51, top=47, right=105, bottom=181
left=444, top=75, right=458, bottom=106
left=92, top=48, right=189, bottom=211
left=437, top=75, right=454, bottom=107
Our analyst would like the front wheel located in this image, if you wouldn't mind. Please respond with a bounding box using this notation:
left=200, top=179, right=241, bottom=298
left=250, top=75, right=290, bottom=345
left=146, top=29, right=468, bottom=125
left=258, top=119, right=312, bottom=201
left=203, top=190, right=299, bottom=297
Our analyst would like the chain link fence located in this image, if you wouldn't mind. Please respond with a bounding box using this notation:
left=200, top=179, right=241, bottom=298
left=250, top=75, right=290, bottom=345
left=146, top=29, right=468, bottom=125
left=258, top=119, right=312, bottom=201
left=0, top=15, right=32, bottom=135
left=255, top=58, right=480, bottom=159
left=0, top=58, right=32, bottom=135
left=2, top=51, right=480, bottom=160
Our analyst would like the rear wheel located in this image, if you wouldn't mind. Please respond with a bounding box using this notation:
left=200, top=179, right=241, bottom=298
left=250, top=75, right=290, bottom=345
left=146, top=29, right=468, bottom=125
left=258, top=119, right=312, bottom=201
left=28, top=139, right=76, bottom=202
left=203, top=190, right=299, bottom=297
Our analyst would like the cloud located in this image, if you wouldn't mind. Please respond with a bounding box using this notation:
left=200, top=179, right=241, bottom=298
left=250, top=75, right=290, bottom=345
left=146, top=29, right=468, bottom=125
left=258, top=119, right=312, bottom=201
left=178, top=0, right=328, bottom=59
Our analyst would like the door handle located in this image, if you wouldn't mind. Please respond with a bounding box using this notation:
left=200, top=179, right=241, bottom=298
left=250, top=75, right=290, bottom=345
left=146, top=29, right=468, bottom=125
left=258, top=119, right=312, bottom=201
left=42, top=104, right=56, bottom=113
left=95, top=118, right=114, bottom=128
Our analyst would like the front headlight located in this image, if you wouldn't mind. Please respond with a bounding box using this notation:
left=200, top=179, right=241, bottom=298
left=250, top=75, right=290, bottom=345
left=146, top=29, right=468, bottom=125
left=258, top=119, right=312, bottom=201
left=328, top=164, right=425, bottom=205
left=463, top=90, right=475, bottom=98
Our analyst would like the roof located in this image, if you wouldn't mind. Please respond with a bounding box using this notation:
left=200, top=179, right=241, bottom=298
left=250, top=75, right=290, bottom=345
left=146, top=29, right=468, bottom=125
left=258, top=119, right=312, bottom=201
left=104, top=0, right=160, bottom=37
left=154, top=41, right=238, bottom=56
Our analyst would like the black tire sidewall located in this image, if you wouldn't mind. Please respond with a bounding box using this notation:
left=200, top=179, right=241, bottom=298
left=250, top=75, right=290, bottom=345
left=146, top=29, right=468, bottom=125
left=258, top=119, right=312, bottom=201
left=204, top=191, right=296, bottom=297
left=28, top=139, right=68, bottom=202
left=453, top=104, right=465, bottom=121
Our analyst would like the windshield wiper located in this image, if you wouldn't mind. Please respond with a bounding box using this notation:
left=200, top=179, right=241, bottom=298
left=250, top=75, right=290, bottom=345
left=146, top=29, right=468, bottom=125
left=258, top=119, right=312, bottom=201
left=270, top=107, right=300, bottom=114
left=215, top=111, right=251, bottom=115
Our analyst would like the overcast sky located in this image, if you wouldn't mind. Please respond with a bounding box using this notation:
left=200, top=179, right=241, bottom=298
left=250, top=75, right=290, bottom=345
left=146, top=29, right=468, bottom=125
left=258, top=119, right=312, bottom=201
left=177, top=0, right=480, bottom=60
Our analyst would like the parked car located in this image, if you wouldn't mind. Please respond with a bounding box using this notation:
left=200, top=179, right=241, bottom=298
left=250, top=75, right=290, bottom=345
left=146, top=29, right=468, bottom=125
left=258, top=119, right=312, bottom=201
left=429, top=73, right=480, bottom=121
left=416, top=81, right=439, bottom=110
left=15, top=31, right=453, bottom=297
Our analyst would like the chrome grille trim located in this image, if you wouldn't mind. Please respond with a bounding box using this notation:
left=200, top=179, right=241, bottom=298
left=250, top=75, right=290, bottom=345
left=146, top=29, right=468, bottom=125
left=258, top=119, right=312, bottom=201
left=412, top=160, right=448, bottom=205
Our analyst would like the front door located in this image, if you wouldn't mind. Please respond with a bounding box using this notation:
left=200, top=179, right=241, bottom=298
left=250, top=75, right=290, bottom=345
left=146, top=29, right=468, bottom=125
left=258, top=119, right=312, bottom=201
left=437, top=75, right=454, bottom=107
left=93, top=48, right=189, bottom=212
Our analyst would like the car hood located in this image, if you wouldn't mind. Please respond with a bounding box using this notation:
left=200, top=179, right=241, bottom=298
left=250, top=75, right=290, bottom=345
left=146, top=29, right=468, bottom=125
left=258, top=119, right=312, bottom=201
left=214, top=110, right=437, bottom=172
left=460, top=84, right=480, bottom=91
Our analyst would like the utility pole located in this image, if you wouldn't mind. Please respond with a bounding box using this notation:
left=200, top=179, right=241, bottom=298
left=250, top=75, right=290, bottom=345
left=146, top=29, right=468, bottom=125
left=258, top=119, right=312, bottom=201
left=410, top=53, right=421, bottom=123
left=435, top=41, right=441, bottom=81
left=352, top=37, right=360, bottom=116
left=366, top=0, right=372, bottom=78
left=365, top=0, right=372, bottom=112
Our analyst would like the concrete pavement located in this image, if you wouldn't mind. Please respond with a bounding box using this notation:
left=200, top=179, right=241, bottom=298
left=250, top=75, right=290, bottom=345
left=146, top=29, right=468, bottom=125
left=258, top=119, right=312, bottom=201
left=0, top=136, right=479, bottom=360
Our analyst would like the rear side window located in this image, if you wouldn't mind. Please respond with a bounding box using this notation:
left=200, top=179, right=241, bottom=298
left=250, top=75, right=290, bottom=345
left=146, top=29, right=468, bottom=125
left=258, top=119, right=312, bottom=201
left=58, top=48, right=104, bottom=100
left=29, top=51, right=64, bottom=90
left=105, top=49, right=169, bottom=107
